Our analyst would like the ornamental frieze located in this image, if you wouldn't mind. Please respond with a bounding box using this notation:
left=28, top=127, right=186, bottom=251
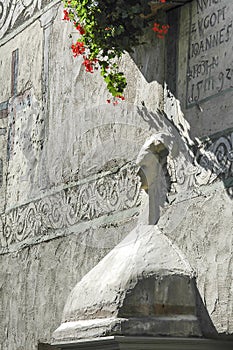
left=2, top=126, right=233, bottom=249
left=198, top=132, right=233, bottom=180
left=171, top=131, right=233, bottom=191
left=0, top=164, right=141, bottom=248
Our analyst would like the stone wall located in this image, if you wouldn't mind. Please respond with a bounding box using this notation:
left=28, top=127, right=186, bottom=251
left=0, top=0, right=232, bottom=349
left=177, top=0, right=233, bottom=137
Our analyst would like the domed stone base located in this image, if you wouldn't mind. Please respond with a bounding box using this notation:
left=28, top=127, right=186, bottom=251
left=52, top=225, right=203, bottom=345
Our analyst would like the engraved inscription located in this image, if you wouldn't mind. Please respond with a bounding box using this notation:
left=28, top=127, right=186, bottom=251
left=187, top=0, right=233, bottom=105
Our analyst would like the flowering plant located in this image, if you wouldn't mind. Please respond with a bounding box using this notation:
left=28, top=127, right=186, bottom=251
left=63, top=0, right=168, bottom=101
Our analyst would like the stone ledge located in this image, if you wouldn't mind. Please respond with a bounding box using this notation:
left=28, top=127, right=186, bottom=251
left=52, top=315, right=201, bottom=345
left=53, top=335, right=233, bottom=350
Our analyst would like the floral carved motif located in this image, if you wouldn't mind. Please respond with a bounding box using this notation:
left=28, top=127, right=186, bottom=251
left=1, top=165, right=141, bottom=247
left=198, top=133, right=233, bottom=181
left=170, top=132, right=233, bottom=191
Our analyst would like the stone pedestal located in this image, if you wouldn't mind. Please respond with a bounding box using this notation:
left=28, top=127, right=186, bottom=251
left=52, top=225, right=202, bottom=345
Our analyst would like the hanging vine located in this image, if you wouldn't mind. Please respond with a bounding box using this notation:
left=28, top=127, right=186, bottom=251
left=63, top=0, right=169, bottom=101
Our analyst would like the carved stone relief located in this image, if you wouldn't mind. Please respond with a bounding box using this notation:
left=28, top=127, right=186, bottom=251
left=0, top=164, right=141, bottom=248
left=2, top=104, right=233, bottom=250
left=136, top=127, right=233, bottom=204
left=198, top=132, right=233, bottom=180
left=173, top=131, right=233, bottom=191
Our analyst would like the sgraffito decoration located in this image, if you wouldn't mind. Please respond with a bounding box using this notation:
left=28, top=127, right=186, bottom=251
left=0, top=0, right=50, bottom=40
left=1, top=128, right=233, bottom=249
left=0, top=164, right=141, bottom=247
left=170, top=131, right=233, bottom=191
left=198, top=132, right=233, bottom=180
left=197, top=132, right=233, bottom=199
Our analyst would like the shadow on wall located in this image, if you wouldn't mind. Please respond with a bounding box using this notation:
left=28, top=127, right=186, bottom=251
left=50, top=2, right=232, bottom=344
left=129, top=6, right=179, bottom=90
left=129, top=26, right=166, bottom=86
left=195, top=287, right=218, bottom=339
left=134, top=111, right=232, bottom=340
left=196, top=284, right=233, bottom=340
left=130, top=5, right=233, bottom=200
left=137, top=104, right=233, bottom=203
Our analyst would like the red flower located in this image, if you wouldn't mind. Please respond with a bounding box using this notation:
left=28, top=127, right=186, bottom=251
left=75, top=23, right=85, bottom=35
left=106, top=96, right=126, bottom=104
left=63, top=9, right=70, bottom=21
left=152, top=23, right=169, bottom=39
left=82, top=58, right=95, bottom=73
left=116, top=95, right=125, bottom=100
left=71, top=41, right=85, bottom=57
left=159, top=0, right=166, bottom=3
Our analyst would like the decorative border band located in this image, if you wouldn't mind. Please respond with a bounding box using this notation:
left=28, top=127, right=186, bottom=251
left=0, top=164, right=141, bottom=248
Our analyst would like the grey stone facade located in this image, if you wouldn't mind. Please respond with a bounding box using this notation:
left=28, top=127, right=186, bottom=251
left=0, top=0, right=232, bottom=349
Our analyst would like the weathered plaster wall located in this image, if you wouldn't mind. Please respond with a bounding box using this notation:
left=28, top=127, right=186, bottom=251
left=0, top=1, right=167, bottom=349
left=46, top=10, right=165, bottom=188
left=159, top=171, right=233, bottom=335
left=0, top=19, right=44, bottom=210
left=0, top=219, right=137, bottom=350
left=165, top=1, right=233, bottom=332
left=0, top=0, right=233, bottom=349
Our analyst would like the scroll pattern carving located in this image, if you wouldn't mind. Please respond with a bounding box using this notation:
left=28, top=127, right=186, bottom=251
left=170, top=132, right=233, bottom=191
left=198, top=132, right=233, bottom=180
left=1, top=165, right=141, bottom=247
left=0, top=0, right=49, bottom=39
